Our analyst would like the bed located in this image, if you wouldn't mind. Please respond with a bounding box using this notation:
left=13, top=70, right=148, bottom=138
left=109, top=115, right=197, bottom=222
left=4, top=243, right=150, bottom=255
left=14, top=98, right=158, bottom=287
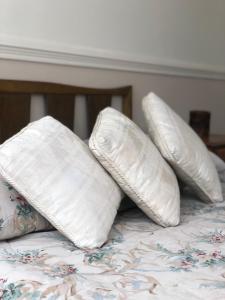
left=0, top=80, right=225, bottom=300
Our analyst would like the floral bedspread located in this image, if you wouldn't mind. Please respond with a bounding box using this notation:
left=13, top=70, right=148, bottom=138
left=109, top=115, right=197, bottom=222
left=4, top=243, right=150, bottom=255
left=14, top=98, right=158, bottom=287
left=1, top=193, right=225, bottom=300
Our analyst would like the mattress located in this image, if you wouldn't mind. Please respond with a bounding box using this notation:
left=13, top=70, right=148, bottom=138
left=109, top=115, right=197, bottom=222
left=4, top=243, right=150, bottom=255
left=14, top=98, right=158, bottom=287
left=0, top=192, right=225, bottom=300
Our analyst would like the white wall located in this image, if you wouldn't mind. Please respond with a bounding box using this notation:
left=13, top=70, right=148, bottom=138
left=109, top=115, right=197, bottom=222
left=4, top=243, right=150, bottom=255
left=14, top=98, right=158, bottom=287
left=0, top=1, right=224, bottom=136
left=0, top=0, right=225, bottom=76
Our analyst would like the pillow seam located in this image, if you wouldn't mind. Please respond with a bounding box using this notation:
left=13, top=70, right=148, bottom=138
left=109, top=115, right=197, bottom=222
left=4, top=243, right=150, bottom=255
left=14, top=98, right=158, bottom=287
left=90, top=112, right=176, bottom=227
left=144, top=100, right=213, bottom=203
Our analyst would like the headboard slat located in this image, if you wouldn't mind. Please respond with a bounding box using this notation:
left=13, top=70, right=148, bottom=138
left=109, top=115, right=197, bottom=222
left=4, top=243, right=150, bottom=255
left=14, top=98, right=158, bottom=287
left=122, top=87, right=132, bottom=119
left=0, top=94, right=31, bottom=143
left=86, top=94, right=112, bottom=136
left=46, top=94, right=75, bottom=130
left=0, top=80, right=132, bottom=142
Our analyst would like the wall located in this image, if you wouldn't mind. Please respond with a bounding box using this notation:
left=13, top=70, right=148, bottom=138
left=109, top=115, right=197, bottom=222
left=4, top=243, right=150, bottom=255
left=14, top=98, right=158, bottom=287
left=0, top=0, right=225, bottom=78
left=0, top=1, right=224, bottom=136
left=1, top=59, right=225, bottom=137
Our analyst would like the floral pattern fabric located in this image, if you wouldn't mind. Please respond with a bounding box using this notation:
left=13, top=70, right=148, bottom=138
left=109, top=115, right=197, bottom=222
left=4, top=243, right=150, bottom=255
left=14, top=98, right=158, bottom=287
left=0, top=176, right=52, bottom=240
left=0, top=190, right=225, bottom=299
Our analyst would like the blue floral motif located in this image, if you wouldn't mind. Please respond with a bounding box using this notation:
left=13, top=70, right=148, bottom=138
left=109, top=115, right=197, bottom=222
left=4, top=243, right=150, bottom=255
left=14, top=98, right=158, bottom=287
left=200, top=281, right=225, bottom=289
left=0, top=190, right=225, bottom=299
left=0, top=281, right=23, bottom=300
left=0, top=218, right=4, bottom=231
left=10, top=193, right=34, bottom=218
left=0, top=249, right=46, bottom=265
left=157, top=243, right=225, bottom=272
left=196, top=229, right=225, bottom=244
left=0, top=249, right=77, bottom=279
left=4, top=182, right=14, bottom=191
left=84, top=228, right=123, bottom=266
left=44, top=265, right=77, bottom=278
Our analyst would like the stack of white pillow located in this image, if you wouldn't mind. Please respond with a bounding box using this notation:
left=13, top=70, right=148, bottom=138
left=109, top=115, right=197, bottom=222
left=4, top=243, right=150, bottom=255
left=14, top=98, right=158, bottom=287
left=0, top=92, right=222, bottom=249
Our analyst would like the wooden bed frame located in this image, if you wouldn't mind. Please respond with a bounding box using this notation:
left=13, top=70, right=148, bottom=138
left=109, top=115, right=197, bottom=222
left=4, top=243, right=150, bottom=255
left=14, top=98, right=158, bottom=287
left=0, top=80, right=132, bottom=143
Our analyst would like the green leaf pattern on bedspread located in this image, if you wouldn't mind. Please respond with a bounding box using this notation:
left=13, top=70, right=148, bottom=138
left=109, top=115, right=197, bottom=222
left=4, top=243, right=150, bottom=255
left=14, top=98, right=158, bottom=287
left=0, top=181, right=52, bottom=240
left=1, top=193, right=225, bottom=299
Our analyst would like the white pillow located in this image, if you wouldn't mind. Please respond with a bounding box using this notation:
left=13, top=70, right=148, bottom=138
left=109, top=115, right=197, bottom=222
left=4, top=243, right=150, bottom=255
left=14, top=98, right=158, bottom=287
left=89, top=108, right=180, bottom=227
left=209, top=151, right=225, bottom=199
left=209, top=151, right=225, bottom=179
left=0, top=116, right=122, bottom=249
left=142, top=92, right=223, bottom=203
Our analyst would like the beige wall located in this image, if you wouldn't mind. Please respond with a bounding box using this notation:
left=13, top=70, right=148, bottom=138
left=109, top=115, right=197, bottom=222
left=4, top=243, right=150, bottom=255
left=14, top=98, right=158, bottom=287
left=1, top=0, right=225, bottom=71
left=1, top=58, right=225, bottom=135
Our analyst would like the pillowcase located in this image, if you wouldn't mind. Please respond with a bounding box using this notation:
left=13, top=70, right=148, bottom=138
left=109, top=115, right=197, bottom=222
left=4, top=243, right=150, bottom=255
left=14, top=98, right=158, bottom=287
left=209, top=151, right=225, bottom=180
left=142, top=92, right=223, bottom=203
left=209, top=151, right=225, bottom=199
left=0, top=116, right=122, bottom=249
left=89, top=107, right=180, bottom=227
left=0, top=175, right=52, bottom=240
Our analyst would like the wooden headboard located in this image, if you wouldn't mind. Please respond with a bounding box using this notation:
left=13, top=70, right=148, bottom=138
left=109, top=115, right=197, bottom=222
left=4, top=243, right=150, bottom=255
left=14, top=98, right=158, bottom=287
left=0, top=80, right=132, bottom=143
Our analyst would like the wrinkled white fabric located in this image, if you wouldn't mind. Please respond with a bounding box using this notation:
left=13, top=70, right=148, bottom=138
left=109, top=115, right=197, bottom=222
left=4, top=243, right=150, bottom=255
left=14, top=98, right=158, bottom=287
left=143, top=92, right=223, bottom=203
left=210, top=151, right=225, bottom=199
left=0, top=116, right=122, bottom=249
left=210, top=151, right=225, bottom=177
left=89, top=107, right=180, bottom=227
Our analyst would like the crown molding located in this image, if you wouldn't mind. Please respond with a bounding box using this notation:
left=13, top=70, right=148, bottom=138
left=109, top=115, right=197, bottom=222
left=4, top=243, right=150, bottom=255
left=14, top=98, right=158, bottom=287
left=0, top=34, right=225, bottom=80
